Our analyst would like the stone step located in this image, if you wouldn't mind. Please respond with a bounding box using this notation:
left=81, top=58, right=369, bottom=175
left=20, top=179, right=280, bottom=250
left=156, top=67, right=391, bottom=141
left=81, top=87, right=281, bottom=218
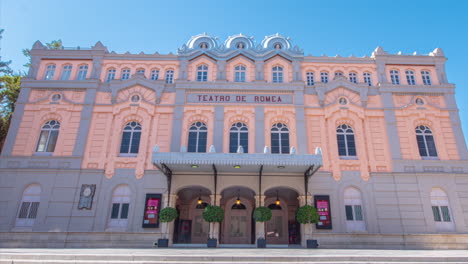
left=2, top=261, right=468, bottom=264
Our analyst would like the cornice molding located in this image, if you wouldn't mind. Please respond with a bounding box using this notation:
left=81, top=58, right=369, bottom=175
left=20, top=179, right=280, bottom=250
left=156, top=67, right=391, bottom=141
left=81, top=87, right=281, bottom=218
left=21, top=79, right=100, bottom=89
left=175, top=80, right=304, bottom=91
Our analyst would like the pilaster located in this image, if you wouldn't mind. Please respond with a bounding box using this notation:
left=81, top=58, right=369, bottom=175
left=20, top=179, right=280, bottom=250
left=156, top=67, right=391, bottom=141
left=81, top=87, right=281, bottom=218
left=213, top=106, right=224, bottom=152
left=295, top=91, right=307, bottom=154
left=255, top=60, right=265, bottom=81
left=375, top=60, right=388, bottom=84
left=170, top=89, right=185, bottom=152
left=1, top=87, right=31, bottom=156
left=445, top=93, right=468, bottom=159
left=255, top=106, right=265, bottom=153
left=72, top=88, right=97, bottom=156
left=216, top=61, right=226, bottom=80
left=90, top=56, right=103, bottom=79
left=381, top=92, right=402, bottom=160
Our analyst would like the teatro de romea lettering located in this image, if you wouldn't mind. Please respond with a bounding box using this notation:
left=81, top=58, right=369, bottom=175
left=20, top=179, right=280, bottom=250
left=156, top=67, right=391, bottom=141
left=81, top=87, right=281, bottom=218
left=1, top=33, right=468, bottom=249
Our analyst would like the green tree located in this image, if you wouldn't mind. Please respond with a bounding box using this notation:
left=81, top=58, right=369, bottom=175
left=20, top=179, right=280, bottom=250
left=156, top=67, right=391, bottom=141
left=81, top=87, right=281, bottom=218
left=0, top=29, right=12, bottom=74
left=22, top=39, right=62, bottom=68
left=0, top=74, right=21, bottom=151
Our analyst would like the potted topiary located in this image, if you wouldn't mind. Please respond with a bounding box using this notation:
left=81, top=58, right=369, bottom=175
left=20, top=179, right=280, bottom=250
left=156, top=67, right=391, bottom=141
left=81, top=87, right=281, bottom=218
left=202, top=205, right=224, bottom=248
left=158, top=207, right=178, bottom=247
left=296, top=205, right=319, bottom=248
left=252, top=206, right=272, bottom=248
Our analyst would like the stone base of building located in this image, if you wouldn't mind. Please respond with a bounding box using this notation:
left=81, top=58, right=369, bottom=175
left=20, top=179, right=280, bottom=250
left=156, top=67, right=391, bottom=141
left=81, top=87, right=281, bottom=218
left=1, top=232, right=467, bottom=249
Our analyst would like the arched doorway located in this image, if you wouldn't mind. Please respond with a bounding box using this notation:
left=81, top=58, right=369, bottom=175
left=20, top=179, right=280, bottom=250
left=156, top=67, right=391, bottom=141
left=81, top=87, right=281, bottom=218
left=221, top=186, right=255, bottom=244
left=173, top=186, right=211, bottom=244
left=264, top=187, right=300, bottom=245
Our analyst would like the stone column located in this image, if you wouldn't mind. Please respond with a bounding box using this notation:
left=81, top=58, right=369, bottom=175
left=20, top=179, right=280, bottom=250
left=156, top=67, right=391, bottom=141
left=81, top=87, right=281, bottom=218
left=166, top=194, right=178, bottom=246
left=209, top=194, right=222, bottom=247
left=298, top=195, right=314, bottom=248
left=255, top=195, right=266, bottom=244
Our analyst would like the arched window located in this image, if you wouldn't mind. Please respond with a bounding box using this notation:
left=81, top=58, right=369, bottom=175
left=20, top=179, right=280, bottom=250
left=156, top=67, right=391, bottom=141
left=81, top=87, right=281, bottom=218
left=363, top=72, right=372, bottom=86
left=390, top=70, right=400, bottom=85
left=334, top=71, right=343, bottom=77
left=36, top=120, right=60, bottom=153
left=121, top=68, right=131, bottom=80
left=271, top=123, right=289, bottom=154
left=306, top=72, right=314, bottom=86
left=60, top=64, right=72, bottom=80
left=349, top=72, right=357, bottom=83
left=229, top=122, right=248, bottom=153
left=136, top=68, right=145, bottom=75
left=234, top=65, right=246, bottom=82
left=320, top=72, right=328, bottom=83
left=336, top=124, right=356, bottom=157
left=405, top=70, right=416, bottom=85
left=416, top=125, right=438, bottom=158
left=188, top=122, right=207, bottom=153
left=165, top=69, right=174, bottom=84
left=344, top=187, right=366, bottom=232
left=76, top=64, right=88, bottom=80
left=430, top=188, right=454, bottom=231
left=108, top=185, right=131, bottom=229
left=197, top=64, right=208, bottom=82
left=150, top=69, right=159, bottom=80
left=272, top=66, right=283, bottom=83
left=16, top=184, right=41, bottom=227
left=421, top=70, right=432, bottom=85
left=119, top=121, right=142, bottom=155
left=106, top=68, right=116, bottom=82
left=44, top=64, right=56, bottom=80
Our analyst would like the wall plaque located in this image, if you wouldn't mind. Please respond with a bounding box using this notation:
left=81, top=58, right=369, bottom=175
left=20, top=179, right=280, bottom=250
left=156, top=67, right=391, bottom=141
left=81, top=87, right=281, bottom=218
left=314, top=195, right=332, bottom=229
left=142, top=193, right=162, bottom=228
left=78, top=184, right=96, bottom=210
left=186, top=93, right=293, bottom=104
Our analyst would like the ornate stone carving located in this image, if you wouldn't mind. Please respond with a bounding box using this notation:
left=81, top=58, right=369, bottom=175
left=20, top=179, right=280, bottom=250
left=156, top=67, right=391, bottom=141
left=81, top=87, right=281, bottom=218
left=78, top=184, right=96, bottom=210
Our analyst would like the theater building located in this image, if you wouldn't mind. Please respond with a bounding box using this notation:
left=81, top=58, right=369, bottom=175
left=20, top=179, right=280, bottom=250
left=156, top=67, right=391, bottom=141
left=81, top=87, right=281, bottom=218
left=0, top=33, right=468, bottom=249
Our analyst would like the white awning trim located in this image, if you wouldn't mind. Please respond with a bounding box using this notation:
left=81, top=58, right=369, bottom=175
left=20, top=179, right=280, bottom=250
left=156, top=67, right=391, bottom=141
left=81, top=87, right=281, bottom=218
left=153, top=152, right=322, bottom=167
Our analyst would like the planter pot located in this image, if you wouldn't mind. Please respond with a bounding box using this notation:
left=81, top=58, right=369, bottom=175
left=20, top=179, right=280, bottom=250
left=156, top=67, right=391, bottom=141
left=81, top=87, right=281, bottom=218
left=306, top=239, right=318, bottom=248
left=207, top=238, right=217, bottom=248
left=257, top=238, right=266, bottom=248
left=157, top=238, right=169, bottom=248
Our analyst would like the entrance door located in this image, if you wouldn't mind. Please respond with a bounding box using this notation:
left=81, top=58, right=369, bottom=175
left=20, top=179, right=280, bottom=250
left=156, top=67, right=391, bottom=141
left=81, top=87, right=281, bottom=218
left=223, top=197, right=252, bottom=244
left=266, top=203, right=288, bottom=244
left=191, top=207, right=209, bottom=244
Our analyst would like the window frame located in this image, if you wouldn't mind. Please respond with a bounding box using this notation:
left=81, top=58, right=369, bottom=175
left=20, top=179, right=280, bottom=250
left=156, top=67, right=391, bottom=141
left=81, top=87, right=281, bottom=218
left=349, top=72, right=357, bottom=83
left=421, top=70, right=432, bottom=85
left=415, top=125, right=438, bottom=159
left=272, top=66, right=283, bottom=83
left=196, top=64, right=208, bottom=82
left=150, top=69, right=159, bottom=81
left=60, top=64, right=72, bottom=80
left=106, top=68, right=116, bottom=82
left=229, top=122, right=249, bottom=153
left=121, top=68, right=131, bottom=80
left=320, top=72, right=329, bottom=83
left=390, top=70, right=400, bottom=85
left=119, top=121, right=142, bottom=156
left=405, top=70, right=416, bottom=85
left=35, top=120, right=60, bottom=153
left=336, top=124, right=357, bottom=158
left=76, top=64, right=88, bottom=80
left=187, top=122, right=208, bottom=153
left=306, top=72, right=314, bottom=86
left=165, top=69, right=174, bottom=84
left=44, top=64, right=56, bottom=80
left=363, top=72, right=372, bottom=86
left=270, top=123, right=290, bottom=154
left=234, top=65, right=246, bottom=82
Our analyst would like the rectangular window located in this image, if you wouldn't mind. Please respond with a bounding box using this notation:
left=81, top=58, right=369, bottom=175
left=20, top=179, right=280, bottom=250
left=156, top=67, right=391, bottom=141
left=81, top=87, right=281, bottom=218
left=364, top=73, right=372, bottom=86
left=345, top=205, right=354, bottom=220
left=346, top=134, right=356, bottom=156
left=441, top=206, right=451, bottom=222
left=111, top=203, right=120, bottom=219
left=18, top=202, right=31, bottom=218
left=432, top=206, right=442, bottom=222
left=28, top=202, right=40, bottom=219
left=337, top=135, right=347, bottom=156
left=306, top=72, right=314, bottom=86
left=354, top=205, right=363, bottom=221
left=130, top=132, right=141, bottom=154
left=120, top=203, right=129, bottom=219
left=271, top=133, right=280, bottom=154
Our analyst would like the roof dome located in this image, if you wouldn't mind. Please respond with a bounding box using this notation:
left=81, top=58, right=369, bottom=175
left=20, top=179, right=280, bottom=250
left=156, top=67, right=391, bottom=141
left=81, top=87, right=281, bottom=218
left=186, top=33, right=218, bottom=50
left=261, top=33, right=291, bottom=50
left=224, top=34, right=254, bottom=49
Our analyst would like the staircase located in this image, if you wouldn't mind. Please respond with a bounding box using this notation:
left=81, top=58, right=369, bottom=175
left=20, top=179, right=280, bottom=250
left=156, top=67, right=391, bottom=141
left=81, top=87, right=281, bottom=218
left=1, top=248, right=468, bottom=264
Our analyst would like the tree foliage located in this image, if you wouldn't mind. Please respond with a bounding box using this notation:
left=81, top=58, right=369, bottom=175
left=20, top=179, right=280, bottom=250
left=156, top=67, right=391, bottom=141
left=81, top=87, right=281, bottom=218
left=253, top=206, right=272, bottom=222
left=296, top=205, right=319, bottom=224
left=22, top=39, right=62, bottom=68
left=0, top=29, right=12, bottom=75
left=0, top=75, right=21, bottom=151
left=202, top=205, right=224, bottom=223
left=159, top=207, right=178, bottom=223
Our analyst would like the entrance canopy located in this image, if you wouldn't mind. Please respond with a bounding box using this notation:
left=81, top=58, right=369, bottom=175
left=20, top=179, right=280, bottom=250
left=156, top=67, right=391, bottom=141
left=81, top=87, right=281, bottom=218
left=152, top=147, right=323, bottom=174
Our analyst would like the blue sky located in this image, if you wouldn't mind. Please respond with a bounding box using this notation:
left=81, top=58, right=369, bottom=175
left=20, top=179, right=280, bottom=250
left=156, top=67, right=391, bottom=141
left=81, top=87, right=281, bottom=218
left=1, top=0, right=468, bottom=144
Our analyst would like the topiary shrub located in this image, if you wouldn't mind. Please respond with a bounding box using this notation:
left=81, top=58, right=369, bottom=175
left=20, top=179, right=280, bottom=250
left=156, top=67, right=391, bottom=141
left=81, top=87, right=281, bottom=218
left=202, top=205, right=224, bottom=223
left=159, top=207, right=178, bottom=223
left=296, top=205, right=319, bottom=224
left=253, top=206, right=272, bottom=222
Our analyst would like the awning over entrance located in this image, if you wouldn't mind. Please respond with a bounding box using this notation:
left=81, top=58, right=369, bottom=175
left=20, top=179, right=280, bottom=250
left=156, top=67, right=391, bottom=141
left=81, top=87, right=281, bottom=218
left=152, top=148, right=322, bottom=174
left=152, top=146, right=323, bottom=207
